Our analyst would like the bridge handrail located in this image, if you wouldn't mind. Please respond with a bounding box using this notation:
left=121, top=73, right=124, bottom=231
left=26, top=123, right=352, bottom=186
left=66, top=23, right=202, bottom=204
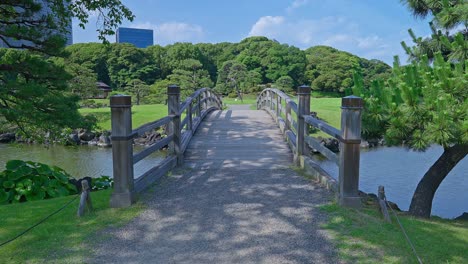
left=256, top=86, right=363, bottom=208
left=109, top=86, right=222, bottom=208
left=133, top=116, right=173, bottom=137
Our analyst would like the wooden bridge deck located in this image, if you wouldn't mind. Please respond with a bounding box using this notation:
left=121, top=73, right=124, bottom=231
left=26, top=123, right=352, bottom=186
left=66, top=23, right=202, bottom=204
left=185, top=110, right=293, bottom=170
left=92, top=110, right=338, bottom=263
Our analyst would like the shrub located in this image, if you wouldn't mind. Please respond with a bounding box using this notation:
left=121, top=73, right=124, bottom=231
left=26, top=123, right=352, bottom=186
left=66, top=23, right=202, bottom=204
left=0, top=160, right=78, bottom=204
left=91, top=175, right=113, bottom=191
left=80, top=99, right=96, bottom=108
left=228, top=92, right=237, bottom=98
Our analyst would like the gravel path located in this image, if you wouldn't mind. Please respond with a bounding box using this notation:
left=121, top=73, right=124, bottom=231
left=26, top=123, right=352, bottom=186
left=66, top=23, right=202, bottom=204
left=91, top=110, right=339, bottom=264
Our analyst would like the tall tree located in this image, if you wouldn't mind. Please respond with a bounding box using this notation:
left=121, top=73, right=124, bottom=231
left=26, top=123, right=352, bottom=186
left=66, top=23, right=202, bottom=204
left=400, top=0, right=467, bottom=62
left=0, top=49, right=95, bottom=135
left=0, top=0, right=134, bottom=55
left=275, top=76, right=294, bottom=93
left=65, top=43, right=111, bottom=84
left=125, top=79, right=150, bottom=105
left=0, top=0, right=134, bottom=135
left=167, top=59, right=213, bottom=97
left=216, top=60, right=247, bottom=96
left=354, top=1, right=467, bottom=218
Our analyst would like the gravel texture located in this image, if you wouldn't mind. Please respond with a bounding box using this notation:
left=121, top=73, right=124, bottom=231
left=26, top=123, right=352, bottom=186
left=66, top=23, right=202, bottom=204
left=90, top=110, right=340, bottom=264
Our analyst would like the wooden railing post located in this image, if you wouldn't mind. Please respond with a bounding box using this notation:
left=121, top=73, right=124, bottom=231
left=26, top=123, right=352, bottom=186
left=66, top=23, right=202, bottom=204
left=285, top=101, right=291, bottom=132
left=187, top=100, right=193, bottom=133
left=296, top=85, right=311, bottom=162
left=202, top=90, right=207, bottom=111
left=110, top=95, right=135, bottom=208
left=338, top=95, right=363, bottom=208
left=168, top=85, right=183, bottom=165
left=276, top=94, right=281, bottom=123
left=270, top=90, right=274, bottom=111
left=196, top=93, right=202, bottom=118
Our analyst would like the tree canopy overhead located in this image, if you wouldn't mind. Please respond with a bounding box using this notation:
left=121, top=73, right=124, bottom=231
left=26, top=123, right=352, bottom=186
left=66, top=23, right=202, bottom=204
left=0, top=0, right=134, bottom=137
left=0, top=0, right=134, bottom=55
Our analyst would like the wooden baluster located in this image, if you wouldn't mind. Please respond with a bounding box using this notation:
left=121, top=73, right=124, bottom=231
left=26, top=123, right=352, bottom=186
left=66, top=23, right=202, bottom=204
left=188, top=99, right=193, bottom=134
left=338, top=96, right=363, bottom=208
left=285, top=101, right=291, bottom=133
left=296, top=85, right=310, bottom=163
left=110, top=95, right=135, bottom=208
left=168, top=85, right=183, bottom=165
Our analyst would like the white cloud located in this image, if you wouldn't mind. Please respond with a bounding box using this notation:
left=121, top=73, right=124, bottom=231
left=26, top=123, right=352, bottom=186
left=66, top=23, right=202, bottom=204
left=356, top=35, right=385, bottom=49
left=248, top=15, right=352, bottom=46
left=323, top=34, right=353, bottom=46
left=248, top=16, right=285, bottom=39
left=248, top=15, right=399, bottom=64
left=286, top=0, right=309, bottom=13
left=131, top=22, right=205, bottom=45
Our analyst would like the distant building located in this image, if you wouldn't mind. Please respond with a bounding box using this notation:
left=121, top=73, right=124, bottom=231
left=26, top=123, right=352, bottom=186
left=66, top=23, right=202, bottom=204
left=94, top=82, right=112, bottom=99
left=116, top=27, right=153, bottom=48
left=0, top=0, right=72, bottom=48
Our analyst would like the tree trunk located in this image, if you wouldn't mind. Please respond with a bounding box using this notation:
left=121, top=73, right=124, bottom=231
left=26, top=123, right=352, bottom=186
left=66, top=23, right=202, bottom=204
left=409, top=144, right=467, bottom=218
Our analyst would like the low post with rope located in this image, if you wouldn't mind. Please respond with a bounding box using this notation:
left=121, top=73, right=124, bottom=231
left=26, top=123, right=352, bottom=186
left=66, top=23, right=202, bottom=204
left=378, top=185, right=391, bottom=223
left=77, top=180, right=93, bottom=217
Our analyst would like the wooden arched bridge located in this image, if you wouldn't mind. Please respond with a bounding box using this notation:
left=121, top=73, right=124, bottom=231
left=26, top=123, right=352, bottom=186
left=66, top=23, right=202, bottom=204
left=109, top=85, right=363, bottom=209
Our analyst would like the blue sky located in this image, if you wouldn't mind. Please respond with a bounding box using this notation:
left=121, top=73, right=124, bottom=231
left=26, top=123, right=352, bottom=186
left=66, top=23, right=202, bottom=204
left=72, top=0, right=433, bottom=65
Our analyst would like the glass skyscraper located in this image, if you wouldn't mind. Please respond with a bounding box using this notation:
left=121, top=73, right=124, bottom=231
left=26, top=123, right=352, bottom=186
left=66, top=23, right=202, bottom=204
left=116, top=27, right=154, bottom=48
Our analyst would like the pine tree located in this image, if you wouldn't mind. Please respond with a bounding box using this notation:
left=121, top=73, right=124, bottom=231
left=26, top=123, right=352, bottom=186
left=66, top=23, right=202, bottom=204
left=0, top=0, right=133, bottom=137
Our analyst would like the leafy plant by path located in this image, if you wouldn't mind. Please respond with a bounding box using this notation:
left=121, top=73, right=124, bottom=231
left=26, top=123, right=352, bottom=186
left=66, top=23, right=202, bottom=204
left=0, top=160, right=77, bottom=204
left=91, top=176, right=113, bottom=191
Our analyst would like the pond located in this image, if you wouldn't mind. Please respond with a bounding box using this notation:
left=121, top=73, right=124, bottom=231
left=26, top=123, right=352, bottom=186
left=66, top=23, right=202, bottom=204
left=0, top=143, right=465, bottom=219
left=311, top=145, right=467, bottom=219
left=0, top=144, right=165, bottom=180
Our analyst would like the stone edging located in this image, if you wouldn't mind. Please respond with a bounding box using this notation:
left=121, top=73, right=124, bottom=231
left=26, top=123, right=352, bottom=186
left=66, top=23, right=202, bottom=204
left=298, top=155, right=338, bottom=192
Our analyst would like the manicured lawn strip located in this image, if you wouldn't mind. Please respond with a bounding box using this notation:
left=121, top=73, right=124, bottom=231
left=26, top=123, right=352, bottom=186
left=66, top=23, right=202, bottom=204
left=79, top=96, right=342, bottom=139
left=221, top=94, right=258, bottom=106
left=0, top=190, right=143, bottom=263
left=279, top=97, right=341, bottom=138
left=80, top=104, right=168, bottom=130
left=310, top=97, right=341, bottom=128
left=320, top=203, right=468, bottom=263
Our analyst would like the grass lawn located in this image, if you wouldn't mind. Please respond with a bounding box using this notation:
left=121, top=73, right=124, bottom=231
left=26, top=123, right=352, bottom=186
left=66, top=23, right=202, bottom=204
left=278, top=97, right=341, bottom=138
left=221, top=94, right=258, bottom=106
left=79, top=95, right=342, bottom=138
left=321, top=202, right=468, bottom=263
left=310, top=97, right=341, bottom=130
left=0, top=190, right=143, bottom=263
left=80, top=104, right=168, bottom=131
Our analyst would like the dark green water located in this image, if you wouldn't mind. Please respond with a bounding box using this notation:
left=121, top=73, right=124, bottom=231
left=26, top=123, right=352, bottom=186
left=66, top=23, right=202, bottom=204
left=0, top=144, right=165, bottom=179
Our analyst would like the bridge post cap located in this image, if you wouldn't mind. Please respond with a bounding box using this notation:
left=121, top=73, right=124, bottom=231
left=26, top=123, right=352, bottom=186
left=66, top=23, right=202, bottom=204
left=297, top=85, right=311, bottom=95
left=341, top=95, right=363, bottom=109
left=110, top=95, right=132, bottom=107
left=167, top=85, right=180, bottom=95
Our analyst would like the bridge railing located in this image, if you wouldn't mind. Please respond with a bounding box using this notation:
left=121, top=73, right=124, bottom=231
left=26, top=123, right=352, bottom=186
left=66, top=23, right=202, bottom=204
left=109, top=85, right=222, bottom=207
left=257, top=86, right=363, bottom=208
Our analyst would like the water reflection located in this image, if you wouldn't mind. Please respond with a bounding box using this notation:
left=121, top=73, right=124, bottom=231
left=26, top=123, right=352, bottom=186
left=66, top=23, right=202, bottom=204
left=1, top=143, right=465, bottom=218
left=311, top=145, right=467, bottom=219
left=0, top=144, right=165, bottom=179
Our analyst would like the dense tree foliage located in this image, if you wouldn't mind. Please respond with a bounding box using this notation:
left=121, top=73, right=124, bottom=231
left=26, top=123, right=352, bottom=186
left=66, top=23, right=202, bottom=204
left=0, top=0, right=133, bottom=136
left=64, top=37, right=391, bottom=99
left=400, top=0, right=467, bottom=62
left=354, top=0, right=467, bottom=218
left=305, top=46, right=391, bottom=93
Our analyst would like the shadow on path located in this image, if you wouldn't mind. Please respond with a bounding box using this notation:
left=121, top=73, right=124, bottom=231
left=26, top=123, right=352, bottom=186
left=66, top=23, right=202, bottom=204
left=91, top=110, right=340, bottom=264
